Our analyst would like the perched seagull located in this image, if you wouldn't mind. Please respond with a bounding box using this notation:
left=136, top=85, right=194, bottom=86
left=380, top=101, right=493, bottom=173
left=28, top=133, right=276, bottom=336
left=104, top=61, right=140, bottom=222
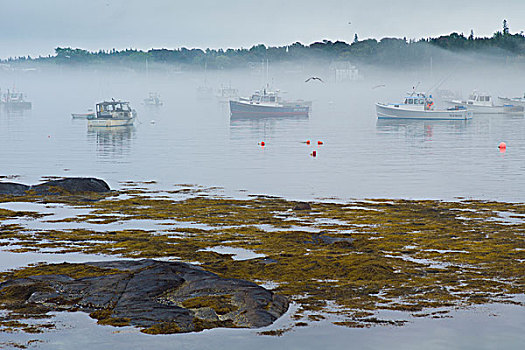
left=372, top=84, right=386, bottom=89
left=305, top=77, right=324, bottom=83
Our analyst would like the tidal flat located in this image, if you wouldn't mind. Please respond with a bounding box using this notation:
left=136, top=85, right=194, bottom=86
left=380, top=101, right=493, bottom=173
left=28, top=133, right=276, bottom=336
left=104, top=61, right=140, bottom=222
left=0, top=183, right=524, bottom=348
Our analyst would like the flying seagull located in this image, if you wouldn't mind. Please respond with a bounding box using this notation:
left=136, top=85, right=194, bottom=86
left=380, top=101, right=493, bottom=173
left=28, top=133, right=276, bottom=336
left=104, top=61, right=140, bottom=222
left=372, top=84, right=386, bottom=89
left=305, top=77, right=324, bottom=83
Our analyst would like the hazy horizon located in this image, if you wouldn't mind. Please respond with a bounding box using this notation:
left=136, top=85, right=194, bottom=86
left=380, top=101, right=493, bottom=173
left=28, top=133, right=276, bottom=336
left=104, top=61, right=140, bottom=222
left=1, top=0, right=524, bottom=59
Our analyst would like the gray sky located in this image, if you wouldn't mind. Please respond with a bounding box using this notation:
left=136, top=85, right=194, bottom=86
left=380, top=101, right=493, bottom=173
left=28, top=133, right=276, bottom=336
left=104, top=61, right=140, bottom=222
left=1, top=0, right=524, bottom=59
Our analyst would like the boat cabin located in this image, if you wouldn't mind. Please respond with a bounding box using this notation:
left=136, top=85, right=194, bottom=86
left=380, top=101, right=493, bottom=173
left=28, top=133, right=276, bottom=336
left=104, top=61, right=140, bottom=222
left=467, top=93, right=492, bottom=104
left=403, top=93, right=431, bottom=106
left=218, top=87, right=239, bottom=98
left=144, top=93, right=162, bottom=105
left=96, top=101, right=133, bottom=118
left=1, top=91, right=26, bottom=103
left=250, top=90, right=280, bottom=104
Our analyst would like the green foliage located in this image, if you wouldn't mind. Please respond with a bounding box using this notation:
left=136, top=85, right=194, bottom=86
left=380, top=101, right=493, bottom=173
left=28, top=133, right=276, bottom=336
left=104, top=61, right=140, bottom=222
left=4, top=24, right=525, bottom=68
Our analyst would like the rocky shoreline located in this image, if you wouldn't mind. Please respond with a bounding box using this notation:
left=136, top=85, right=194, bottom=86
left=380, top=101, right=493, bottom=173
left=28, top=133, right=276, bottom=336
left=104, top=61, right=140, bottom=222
left=0, top=178, right=110, bottom=196
left=0, top=177, right=524, bottom=338
left=0, top=259, right=288, bottom=334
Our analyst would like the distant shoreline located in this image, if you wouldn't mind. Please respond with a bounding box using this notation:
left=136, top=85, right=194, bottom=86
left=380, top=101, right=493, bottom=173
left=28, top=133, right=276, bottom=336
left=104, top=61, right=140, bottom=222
left=2, top=26, right=524, bottom=68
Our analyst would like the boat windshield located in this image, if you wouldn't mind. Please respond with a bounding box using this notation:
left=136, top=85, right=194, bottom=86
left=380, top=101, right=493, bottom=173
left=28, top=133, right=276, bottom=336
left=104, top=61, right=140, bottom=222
left=404, top=98, right=425, bottom=105
left=261, top=95, right=276, bottom=103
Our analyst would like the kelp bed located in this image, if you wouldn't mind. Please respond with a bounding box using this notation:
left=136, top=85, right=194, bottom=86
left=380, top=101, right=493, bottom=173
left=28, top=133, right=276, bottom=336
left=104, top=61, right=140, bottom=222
left=0, top=184, right=524, bottom=338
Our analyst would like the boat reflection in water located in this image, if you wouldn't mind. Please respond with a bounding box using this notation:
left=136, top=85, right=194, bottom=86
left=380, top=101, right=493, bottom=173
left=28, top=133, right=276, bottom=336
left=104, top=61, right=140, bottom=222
left=87, top=125, right=135, bottom=158
left=230, top=114, right=309, bottom=140
left=376, top=117, right=470, bottom=141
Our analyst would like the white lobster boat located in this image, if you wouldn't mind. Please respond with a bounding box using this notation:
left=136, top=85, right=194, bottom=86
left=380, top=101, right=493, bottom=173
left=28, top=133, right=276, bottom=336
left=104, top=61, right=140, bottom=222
left=216, top=85, right=239, bottom=103
left=143, top=92, right=163, bottom=106
left=376, top=93, right=472, bottom=120
left=1, top=89, right=32, bottom=109
left=446, top=91, right=524, bottom=114
left=88, top=100, right=137, bottom=127
left=498, top=94, right=525, bottom=107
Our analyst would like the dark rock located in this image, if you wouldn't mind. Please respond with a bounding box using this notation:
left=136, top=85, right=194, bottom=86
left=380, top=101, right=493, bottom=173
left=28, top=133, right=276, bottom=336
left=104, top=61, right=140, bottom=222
left=293, top=202, right=311, bottom=210
left=305, top=233, right=355, bottom=248
left=31, top=178, right=110, bottom=195
left=0, top=177, right=110, bottom=196
left=0, top=259, right=289, bottom=333
left=319, top=235, right=354, bottom=245
left=0, top=182, right=30, bottom=195
left=258, top=258, right=279, bottom=265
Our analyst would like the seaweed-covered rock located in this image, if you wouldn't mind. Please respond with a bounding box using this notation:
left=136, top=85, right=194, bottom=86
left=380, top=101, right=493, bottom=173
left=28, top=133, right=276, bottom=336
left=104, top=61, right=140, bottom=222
left=0, top=259, right=289, bottom=334
left=0, top=177, right=110, bottom=195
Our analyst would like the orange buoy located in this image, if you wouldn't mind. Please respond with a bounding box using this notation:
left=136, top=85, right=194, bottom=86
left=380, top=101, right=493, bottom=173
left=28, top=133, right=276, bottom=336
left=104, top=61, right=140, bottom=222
left=260, top=141, right=265, bottom=146
left=317, top=141, right=323, bottom=145
left=311, top=150, right=317, bottom=157
left=306, top=140, right=311, bottom=145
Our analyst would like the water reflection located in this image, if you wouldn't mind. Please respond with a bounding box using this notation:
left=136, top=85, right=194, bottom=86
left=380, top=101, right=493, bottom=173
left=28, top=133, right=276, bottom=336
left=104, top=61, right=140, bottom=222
left=87, top=125, right=135, bottom=158
left=376, top=118, right=471, bottom=139
left=229, top=115, right=309, bottom=139
left=1, top=105, right=31, bottom=118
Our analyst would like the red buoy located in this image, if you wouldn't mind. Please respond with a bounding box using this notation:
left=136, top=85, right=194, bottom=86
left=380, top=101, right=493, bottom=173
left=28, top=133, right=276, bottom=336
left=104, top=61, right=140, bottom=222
left=306, top=140, right=311, bottom=145
left=260, top=141, right=265, bottom=146
left=498, top=142, right=506, bottom=149
left=311, top=150, right=317, bottom=157
left=317, top=141, right=323, bottom=145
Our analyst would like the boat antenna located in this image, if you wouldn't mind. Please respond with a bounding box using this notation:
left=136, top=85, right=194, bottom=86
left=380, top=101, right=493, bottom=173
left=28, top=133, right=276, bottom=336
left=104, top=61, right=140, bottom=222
left=425, top=71, right=454, bottom=96
left=410, top=82, right=420, bottom=96
left=266, top=59, right=269, bottom=84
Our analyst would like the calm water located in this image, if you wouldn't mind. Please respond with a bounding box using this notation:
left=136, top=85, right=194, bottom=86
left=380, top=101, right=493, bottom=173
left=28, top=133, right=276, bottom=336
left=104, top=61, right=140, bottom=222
left=1, top=297, right=523, bottom=350
left=1, top=68, right=524, bottom=202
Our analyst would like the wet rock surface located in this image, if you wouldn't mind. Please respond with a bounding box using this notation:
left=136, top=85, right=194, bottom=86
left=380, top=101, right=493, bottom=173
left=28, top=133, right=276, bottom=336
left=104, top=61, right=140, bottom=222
left=0, top=259, right=289, bottom=334
left=0, top=178, right=110, bottom=195
left=293, top=202, right=311, bottom=211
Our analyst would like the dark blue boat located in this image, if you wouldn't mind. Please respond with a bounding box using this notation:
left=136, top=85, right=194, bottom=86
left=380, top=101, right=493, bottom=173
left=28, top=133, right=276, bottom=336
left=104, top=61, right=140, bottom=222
left=229, top=88, right=310, bottom=118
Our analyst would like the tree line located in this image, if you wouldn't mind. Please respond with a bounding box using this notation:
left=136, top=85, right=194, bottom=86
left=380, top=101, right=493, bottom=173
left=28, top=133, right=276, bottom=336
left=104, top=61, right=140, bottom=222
left=5, top=21, right=524, bottom=69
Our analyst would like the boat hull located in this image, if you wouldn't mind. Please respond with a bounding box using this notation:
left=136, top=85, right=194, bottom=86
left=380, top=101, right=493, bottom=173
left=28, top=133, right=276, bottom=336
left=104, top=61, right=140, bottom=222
left=230, top=100, right=309, bottom=118
left=88, top=116, right=136, bottom=127
left=446, top=101, right=524, bottom=114
left=376, top=103, right=472, bottom=120
left=498, top=97, right=525, bottom=107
